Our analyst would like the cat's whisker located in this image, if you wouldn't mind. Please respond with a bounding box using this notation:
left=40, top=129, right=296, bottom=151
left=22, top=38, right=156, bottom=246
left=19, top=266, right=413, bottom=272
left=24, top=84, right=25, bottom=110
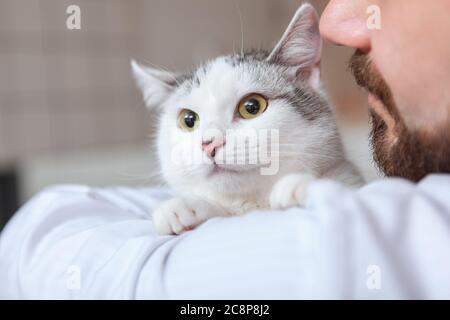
left=277, top=152, right=344, bottom=159
left=212, top=143, right=346, bottom=161
left=233, top=0, right=245, bottom=56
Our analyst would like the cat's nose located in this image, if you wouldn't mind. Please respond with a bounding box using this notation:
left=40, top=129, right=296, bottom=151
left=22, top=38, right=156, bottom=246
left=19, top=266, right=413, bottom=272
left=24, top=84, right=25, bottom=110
left=202, top=138, right=225, bottom=158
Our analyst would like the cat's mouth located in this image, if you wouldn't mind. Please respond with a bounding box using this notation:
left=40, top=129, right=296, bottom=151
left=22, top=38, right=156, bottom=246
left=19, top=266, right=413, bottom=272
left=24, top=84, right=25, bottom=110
left=208, top=162, right=263, bottom=177
left=209, top=164, right=239, bottom=176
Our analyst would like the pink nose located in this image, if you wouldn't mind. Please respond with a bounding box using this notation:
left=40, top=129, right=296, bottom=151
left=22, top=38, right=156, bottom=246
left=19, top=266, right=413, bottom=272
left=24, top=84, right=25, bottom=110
left=202, top=138, right=225, bottom=157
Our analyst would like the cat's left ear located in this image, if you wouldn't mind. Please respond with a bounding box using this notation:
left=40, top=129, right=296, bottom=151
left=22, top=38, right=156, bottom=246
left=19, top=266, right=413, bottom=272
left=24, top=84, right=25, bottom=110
left=131, top=60, right=178, bottom=109
left=267, top=3, right=322, bottom=89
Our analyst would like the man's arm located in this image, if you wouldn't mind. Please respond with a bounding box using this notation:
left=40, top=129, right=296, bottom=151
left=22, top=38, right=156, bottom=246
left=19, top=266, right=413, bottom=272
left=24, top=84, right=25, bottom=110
left=0, top=176, right=449, bottom=299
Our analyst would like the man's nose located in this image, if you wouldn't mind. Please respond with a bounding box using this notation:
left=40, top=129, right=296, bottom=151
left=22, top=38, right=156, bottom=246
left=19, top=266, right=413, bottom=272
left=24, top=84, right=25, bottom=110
left=202, top=138, right=225, bottom=158
left=319, top=0, right=371, bottom=50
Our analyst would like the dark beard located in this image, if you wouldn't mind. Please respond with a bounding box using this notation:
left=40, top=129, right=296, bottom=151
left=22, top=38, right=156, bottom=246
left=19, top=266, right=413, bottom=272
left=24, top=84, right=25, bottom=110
left=369, top=110, right=450, bottom=181
left=350, top=50, right=450, bottom=182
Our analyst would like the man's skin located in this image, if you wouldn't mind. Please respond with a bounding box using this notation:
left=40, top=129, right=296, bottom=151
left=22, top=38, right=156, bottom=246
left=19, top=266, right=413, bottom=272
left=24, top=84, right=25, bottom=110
left=320, top=0, right=450, bottom=181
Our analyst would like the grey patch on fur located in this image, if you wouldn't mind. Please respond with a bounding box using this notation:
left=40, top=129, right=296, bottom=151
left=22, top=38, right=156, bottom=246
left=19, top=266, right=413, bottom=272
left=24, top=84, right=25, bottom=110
left=228, top=49, right=331, bottom=121
left=279, top=87, right=331, bottom=121
left=225, top=49, right=271, bottom=66
left=176, top=49, right=331, bottom=122
left=178, top=49, right=271, bottom=87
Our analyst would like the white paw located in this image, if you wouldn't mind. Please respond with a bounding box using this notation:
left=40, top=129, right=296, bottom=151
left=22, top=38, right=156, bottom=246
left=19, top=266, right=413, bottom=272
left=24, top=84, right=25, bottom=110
left=152, top=197, right=226, bottom=235
left=269, top=173, right=315, bottom=209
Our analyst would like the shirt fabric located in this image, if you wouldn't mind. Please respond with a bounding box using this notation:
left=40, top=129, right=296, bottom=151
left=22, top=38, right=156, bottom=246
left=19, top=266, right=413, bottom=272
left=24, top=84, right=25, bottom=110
left=0, top=175, right=449, bottom=299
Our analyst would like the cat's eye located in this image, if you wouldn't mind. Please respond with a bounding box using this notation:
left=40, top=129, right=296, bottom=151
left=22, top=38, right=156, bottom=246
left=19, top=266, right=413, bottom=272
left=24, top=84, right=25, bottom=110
left=178, top=109, right=199, bottom=131
left=237, top=93, right=268, bottom=119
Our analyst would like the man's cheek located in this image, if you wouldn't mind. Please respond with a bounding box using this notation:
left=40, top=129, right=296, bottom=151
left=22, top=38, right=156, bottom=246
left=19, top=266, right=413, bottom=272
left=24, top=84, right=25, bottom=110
left=371, top=0, right=447, bottom=128
left=370, top=31, right=423, bottom=128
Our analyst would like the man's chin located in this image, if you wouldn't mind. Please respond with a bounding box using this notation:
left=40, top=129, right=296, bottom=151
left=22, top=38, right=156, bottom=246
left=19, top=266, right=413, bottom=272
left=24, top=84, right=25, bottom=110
left=349, top=49, right=450, bottom=181
left=370, top=111, right=450, bottom=182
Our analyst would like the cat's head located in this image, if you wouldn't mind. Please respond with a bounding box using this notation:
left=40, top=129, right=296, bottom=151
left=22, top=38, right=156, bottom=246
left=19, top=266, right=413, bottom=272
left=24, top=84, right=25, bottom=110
left=132, top=4, right=341, bottom=197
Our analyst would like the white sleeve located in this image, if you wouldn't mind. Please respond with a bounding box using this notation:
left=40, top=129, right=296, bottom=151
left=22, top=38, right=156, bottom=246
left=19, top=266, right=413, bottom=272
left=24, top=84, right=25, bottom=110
left=0, top=175, right=449, bottom=299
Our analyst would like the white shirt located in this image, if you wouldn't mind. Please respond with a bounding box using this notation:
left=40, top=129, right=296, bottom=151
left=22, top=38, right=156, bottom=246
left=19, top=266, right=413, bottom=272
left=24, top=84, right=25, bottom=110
left=0, top=175, right=449, bottom=299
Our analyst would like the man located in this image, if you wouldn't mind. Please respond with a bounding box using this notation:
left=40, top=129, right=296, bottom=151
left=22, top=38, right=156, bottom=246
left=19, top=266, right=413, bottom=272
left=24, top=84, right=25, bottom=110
left=320, top=0, right=450, bottom=181
left=0, top=0, right=449, bottom=299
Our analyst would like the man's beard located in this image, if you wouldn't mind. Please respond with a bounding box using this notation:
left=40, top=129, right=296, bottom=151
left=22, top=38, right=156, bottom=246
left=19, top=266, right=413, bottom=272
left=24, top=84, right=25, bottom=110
left=349, top=49, right=450, bottom=182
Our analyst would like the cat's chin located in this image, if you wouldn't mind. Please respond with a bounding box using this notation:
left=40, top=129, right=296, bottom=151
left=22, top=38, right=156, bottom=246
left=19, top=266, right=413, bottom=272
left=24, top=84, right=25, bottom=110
left=208, top=165, right=239, bottom=176
left=207, top=164, right=260, bottom=177
left=197, top=164, right=266, bottom=196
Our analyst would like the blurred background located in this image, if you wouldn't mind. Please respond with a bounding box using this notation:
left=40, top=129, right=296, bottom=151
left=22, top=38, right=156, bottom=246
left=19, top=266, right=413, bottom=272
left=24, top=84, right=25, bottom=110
left=0, top=0, right=379, bottom=229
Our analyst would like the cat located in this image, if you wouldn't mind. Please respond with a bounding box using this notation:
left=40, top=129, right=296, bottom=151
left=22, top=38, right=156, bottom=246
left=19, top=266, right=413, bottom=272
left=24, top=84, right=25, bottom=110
left=132, top=3, right=364, bottom=235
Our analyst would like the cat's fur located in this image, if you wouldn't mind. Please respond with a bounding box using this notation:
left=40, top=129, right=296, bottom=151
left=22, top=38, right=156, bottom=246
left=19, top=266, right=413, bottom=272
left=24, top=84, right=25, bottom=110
left=132, top=4, right=364, bottom=235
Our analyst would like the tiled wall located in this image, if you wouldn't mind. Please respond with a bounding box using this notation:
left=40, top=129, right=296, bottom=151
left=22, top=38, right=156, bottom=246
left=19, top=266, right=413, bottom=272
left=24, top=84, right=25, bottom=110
left=0, top=0, right=150, bottom=167
left=0, top=0, right=368, bottom=168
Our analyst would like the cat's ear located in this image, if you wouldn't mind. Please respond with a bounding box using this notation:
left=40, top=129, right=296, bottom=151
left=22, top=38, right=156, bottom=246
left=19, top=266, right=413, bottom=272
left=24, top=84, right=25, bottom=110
left=131, top=60, right=177, bottom=109
left=267, top=3, right=322, bottom=89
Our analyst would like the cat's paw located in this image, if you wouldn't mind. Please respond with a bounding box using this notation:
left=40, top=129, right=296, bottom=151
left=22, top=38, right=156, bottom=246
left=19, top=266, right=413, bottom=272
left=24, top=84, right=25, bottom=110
left=152, top=197, right=226, bottom=235
left=269, top=173, right=315, bottom=209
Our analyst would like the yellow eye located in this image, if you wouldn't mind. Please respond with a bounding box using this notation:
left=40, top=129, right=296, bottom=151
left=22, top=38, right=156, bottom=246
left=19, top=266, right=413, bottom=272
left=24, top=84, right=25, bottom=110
left=178, top=109, right=199, bottom=131
left=238, top=93, right=268, bottom=119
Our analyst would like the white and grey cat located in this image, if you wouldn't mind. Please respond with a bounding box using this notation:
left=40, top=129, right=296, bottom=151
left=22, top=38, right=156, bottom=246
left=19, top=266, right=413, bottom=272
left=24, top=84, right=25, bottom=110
left=132, top=4, right=363, bottom=235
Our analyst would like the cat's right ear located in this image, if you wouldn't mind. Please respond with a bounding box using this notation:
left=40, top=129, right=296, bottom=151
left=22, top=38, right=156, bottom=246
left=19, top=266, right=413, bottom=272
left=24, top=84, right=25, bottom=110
left=131, top=60, right=177, bottom=109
